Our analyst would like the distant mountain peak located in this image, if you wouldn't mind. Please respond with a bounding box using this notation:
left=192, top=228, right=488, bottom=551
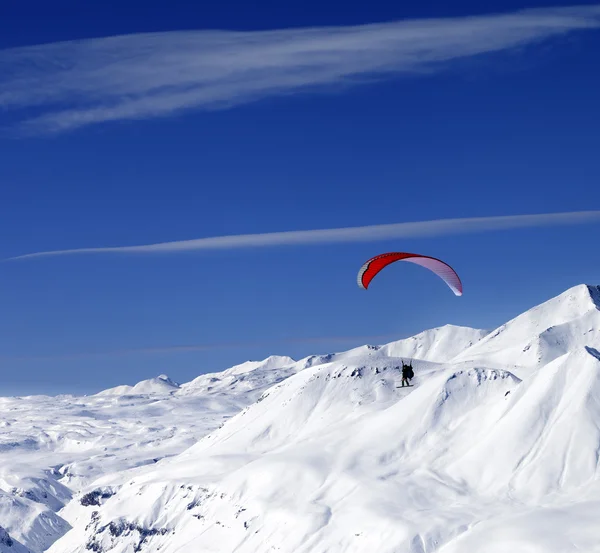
left=95, top=374, right=180, bottom=396
left=225, top=355, right=296, bottom=376
left=452, top=283, right=600, bottom=373
left=156, top=374, right=179, bottom=386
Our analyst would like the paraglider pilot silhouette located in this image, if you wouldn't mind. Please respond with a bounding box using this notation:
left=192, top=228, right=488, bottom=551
left=356, top=250, right=460, bottom=390
left=401, top=360, right=414, bottom=387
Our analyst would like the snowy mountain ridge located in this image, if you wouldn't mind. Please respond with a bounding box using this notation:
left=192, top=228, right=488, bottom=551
left=1, top=283, right=600, bottom=553
left=95, top=374, right=180, bottom=396
left=452, top=283, right=600, bottom=375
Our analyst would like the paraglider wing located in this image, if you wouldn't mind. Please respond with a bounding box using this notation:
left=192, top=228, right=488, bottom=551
left=357, top=252, right=463, bottom=296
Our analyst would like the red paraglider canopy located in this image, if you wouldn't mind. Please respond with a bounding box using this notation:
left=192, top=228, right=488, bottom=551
left=357, top=252, right=463, bottom=296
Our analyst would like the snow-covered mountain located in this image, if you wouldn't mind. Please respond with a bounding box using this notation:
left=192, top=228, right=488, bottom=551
left=381, top=324, right=489, bottom=362
left=178, top=355, right=297, bottom=401
left=95, top=374, right=180, bottom=396
left=2, top=284, right=600, bottom=553
left=0, top=362, right=298, bottom=552
left=452, top=284, right=600, bottom=375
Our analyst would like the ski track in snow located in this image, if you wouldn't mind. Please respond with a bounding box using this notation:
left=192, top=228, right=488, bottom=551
left=2, top=285, right=600, bottom=553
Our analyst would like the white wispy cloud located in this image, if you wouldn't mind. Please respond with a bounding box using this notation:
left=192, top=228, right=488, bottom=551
left=1, top=5, right=599, bottom=133
left=6, top=210, right=600, bottom=261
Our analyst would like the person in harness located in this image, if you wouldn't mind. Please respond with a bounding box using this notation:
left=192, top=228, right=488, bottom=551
left=401, top=360, right=414, bottom=387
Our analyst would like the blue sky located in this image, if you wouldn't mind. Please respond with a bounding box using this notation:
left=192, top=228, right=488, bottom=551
left=1, top=0, right=599, bottom=395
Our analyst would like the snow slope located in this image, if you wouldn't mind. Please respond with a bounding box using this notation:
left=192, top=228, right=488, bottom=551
left=44, top=284, right=600, bottom=553
left=0, top=358, right=301, bottom=552
left=381, top=324, right=489, bottom=362
left=95, top=374, right=180, bottom=396
left=45, top=357, right=522, bottom=553
left=6, top=285, right=600, bottom=553
left=0, top=327, right=483, bottom=552
left=178, top=355, right=297, bottom=400
left=0, top=525, right=31, bottom=553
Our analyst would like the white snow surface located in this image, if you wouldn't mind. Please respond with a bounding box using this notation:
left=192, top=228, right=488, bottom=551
left=0, top=353, right=308, bottom=552
left=381, top=324, right=489, bottom=362
left=452, top=283, right=600, bottom=375
left=95, top=374, right=180, bottom=396
left=2, top=284, right=600, bottom=553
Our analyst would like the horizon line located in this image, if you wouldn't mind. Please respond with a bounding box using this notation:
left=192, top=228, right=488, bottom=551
left=0, top=330, right=417, bottom=363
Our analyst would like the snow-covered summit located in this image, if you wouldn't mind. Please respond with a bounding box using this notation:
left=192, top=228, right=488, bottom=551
left=452, top=284, right=600, bottom=374
left=95, top=374, right=180, bottom=396
left=224, top=355, right=296, bottom=376
left=294, top=325, right=488, bottom=371
left=177, top=355, right=298, bottom=401
left=381, top=324, right=489, bottom=362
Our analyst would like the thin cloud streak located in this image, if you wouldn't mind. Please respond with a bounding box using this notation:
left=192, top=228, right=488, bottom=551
left=1, top=5, right=599, bottom=133
left=6, top=210, right=600, bottom=261
left=0, top=332, right=403, bottom=362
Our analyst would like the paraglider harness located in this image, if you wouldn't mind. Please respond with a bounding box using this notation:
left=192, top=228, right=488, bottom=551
left=400, top=360, right=414, bottom=387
